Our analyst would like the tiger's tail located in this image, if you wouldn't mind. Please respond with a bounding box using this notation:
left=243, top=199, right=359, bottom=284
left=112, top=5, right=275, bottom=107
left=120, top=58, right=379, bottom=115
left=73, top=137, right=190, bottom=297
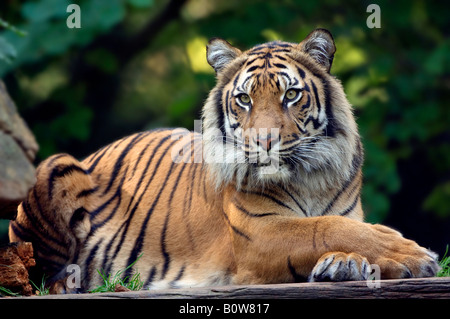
left=9, top=153, right=96, bottom=289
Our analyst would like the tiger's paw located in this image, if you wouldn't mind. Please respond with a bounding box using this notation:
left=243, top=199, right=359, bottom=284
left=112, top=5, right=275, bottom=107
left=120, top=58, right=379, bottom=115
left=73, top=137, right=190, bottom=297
left=309, top=252, right=371, bottom=282
left=369, top=224, right=440, bottom=279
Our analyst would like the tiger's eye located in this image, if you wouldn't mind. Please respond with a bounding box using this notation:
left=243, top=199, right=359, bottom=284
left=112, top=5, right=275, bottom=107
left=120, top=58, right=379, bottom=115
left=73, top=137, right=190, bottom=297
left=285, top=89, right=298, bottom=100
left=238, top=94, right=251, bottom=104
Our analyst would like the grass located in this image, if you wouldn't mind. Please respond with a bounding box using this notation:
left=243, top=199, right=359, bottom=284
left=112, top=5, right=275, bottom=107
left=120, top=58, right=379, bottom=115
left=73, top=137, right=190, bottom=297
left=437, top=245, right=450, bottom=277
left=0, top=286, right=19, bottom=297
left=89, top=253, right=144, bottom=293
left=0, top=275, right=49, bottom=297
left=30, top=275, right=50, bottom=296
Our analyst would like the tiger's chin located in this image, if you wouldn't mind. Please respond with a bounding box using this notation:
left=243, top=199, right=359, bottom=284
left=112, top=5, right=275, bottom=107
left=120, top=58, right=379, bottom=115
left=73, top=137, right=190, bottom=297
left=252, top=163, right=293, bottom=185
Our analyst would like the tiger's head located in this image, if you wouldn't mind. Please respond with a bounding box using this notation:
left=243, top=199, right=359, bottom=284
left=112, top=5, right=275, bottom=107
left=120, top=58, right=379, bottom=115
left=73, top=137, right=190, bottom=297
left=202, top=29, right=362, bottom=190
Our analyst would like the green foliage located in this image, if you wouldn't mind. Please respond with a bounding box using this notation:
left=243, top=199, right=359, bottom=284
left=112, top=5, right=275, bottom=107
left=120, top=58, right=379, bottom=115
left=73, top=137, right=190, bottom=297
left=0, top=285, right=20, bottom=297
left=30, top=276, right=50, bottom=296
left=89, top=253, right=144, bottom=293
left=0, top=18, right=26, bottom=63
left=437, top=246, right=450, bottom=277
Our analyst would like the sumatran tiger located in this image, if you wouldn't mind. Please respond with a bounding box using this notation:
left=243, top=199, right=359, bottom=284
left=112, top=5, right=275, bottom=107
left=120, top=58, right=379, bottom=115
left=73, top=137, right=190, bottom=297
left=9, top=29, right=439, bottom=293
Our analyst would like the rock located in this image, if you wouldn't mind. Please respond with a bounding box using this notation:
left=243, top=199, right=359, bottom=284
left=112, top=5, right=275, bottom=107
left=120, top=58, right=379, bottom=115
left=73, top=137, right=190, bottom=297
left=0, top=80, right=38, bottom=219
left=0, top=242, right=35, bottom=296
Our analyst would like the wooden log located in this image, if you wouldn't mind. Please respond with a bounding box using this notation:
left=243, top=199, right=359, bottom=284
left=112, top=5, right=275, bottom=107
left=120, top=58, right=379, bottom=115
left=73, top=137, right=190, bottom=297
left=23, top=277, right=450, bottom=299
left=0, top=242, right=35, bottom=296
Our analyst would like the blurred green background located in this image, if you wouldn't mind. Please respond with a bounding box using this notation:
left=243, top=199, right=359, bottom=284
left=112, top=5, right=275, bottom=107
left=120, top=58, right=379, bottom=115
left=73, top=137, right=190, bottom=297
left=0, top=0, right=449, bottom=256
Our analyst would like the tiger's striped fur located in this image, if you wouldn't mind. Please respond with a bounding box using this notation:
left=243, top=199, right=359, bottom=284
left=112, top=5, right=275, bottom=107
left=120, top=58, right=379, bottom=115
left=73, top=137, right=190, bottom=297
left=9, top=29, right=439, bottom=293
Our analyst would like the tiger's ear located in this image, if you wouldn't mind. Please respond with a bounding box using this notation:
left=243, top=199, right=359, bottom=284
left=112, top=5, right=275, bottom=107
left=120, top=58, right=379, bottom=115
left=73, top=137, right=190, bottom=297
left=207, top=38, right=242, bottom=73
left=298, top=29, right=336, bottom=73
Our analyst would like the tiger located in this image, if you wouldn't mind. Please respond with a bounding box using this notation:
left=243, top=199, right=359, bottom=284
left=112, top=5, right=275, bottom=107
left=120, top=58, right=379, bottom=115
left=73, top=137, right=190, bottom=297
left=9, top=29, right=439, bottom=293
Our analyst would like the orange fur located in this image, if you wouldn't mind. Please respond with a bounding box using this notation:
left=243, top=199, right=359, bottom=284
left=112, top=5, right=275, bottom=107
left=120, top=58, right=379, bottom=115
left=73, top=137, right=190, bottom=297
left=9, top=29, right=439, bottom=293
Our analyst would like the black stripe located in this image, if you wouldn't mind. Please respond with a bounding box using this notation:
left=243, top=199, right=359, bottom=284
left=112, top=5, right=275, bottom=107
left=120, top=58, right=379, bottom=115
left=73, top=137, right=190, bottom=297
left=46, top=153, right=68, bottom=168
left=123, top=135, right=162, bottom=215
left=214, top=88, right=227, bottom=141
left=246, top=57, right=261, bottom=66
left=179, top=162, right=198, bottom=251
left=11, top=217, right=69, bottom=262
left=102, top=132, right=148, bottom=196
left=101, top=221, right=127, bottom=275
left=111, top=135, right=174, bottom=265
left=296, top=66, right=306, bottom=79
left=32, top=188, right=67, bottom=246
left=273, top=42, right=293, bottom=48
left=83, top=240, right=102, bottom=290
left=224, top=90, right=231, bottom=122
left=145, top=266, right=157, bottom=287
left=9, top=222, right=38, bottom=250
left=184, top=162, right=198, bottom=217
left=158, top=152, right=194, bottom=279
left=221, top=210, right=251, bottom=241
left=123, top=137, right=180, bottom=279
left=310, top=80, right=322, bottom=122
left=273, top=63, right=287, bottom=69
left=320, top=146, right=363, bottom=216
left=76, top=186, right=99, bottom=198
left=21, top=195, right=65, bottom=249
left=233, top=199, right=278, bottom=218
left=87, top=142, right=114, bottom=173
left=48, top=164, right=89, bottom=200
left=168, top=162, right=189, bottom=206
left=300, top=94, right=311, bottom=110
left=130, top=139, right=154, bottom=180
left=89, top=168, right=122, bottom=222
left=272, top=48, right=291, bottom=53
left=160, top=205, right=171, bottom=280
left=302, top=81, right=323, bottom=130
left=277, top=185, right=307, bottom=216
left=37, top=256, right=66, bottom=272
left=247, top=65, right=262, bottom=72
left=339, top=194, right=360, bottom=216
left=240, top=189, right=296, bottom=213
left=90, top=166, right=129, bottom=230
left=247, top=50, right=267, bottom=56
left=287, top=256, right=307, bottom=282
left=294, top=120, right=307, bottom=137
left=201, top=166, right=209, bottom=203
left=321, top=78, right=337, bottom=137
left=170, top=265, right=186, bottom=288
left=239, top=74, right=252, bottom=89
left=278, top=71, right=293, bottom=86
left=69, top=207, right=88, bottom=230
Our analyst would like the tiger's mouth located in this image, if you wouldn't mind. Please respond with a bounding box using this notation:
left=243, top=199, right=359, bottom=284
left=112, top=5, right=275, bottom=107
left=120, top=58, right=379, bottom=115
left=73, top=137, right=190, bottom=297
left=255, top=162, right=273, bottom=167
left=245, top=150, right=280, bottom=167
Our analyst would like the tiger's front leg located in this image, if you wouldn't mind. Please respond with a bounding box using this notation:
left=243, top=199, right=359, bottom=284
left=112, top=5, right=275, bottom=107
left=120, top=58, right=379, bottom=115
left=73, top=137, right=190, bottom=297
left=226, top=212, right=439, bottom=284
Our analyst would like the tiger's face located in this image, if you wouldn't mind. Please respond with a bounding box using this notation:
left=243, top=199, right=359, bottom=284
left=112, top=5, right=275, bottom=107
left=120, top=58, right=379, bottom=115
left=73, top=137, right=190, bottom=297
left=203, top=29, right=359, bottom=188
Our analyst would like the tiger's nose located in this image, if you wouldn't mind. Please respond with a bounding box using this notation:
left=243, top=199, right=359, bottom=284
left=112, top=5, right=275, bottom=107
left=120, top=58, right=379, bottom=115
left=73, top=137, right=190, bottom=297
left=256, top=135, right=279, bottom=152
